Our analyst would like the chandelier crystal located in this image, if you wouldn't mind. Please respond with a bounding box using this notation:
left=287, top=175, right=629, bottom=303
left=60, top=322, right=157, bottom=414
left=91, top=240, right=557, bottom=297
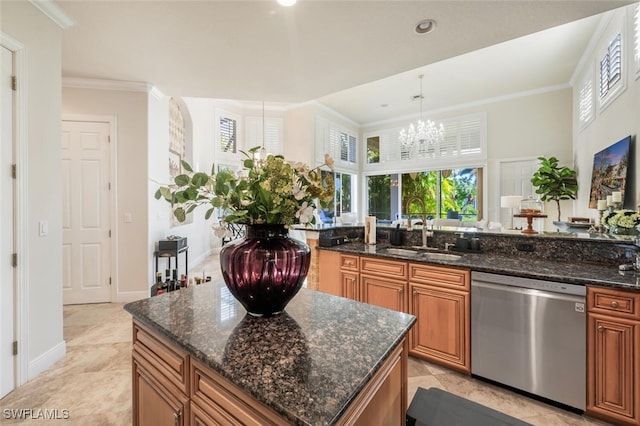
left=399, top=75, right=444, bottom=159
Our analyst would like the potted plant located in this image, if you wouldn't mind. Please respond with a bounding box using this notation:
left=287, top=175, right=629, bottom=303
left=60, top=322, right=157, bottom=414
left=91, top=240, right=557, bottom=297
left=530, top=156, right=578, bottom=223
left=155, top=147, right=335, bottom=316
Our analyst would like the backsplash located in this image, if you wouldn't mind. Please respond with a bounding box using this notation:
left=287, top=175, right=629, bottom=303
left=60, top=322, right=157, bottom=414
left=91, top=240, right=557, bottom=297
left=314, top=225, right=636, bottom=267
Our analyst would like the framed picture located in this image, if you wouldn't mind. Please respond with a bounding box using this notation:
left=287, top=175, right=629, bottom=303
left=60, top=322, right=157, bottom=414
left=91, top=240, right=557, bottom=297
left=588, top=135, right=631, bottom=208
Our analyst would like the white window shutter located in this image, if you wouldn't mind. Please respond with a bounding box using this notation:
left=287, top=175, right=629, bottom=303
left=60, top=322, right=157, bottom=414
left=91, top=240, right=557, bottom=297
left=578, top=77, right=594, bottom=130
left=246, top=116, right=283, bottom=156
left=634, top=3, right=640, bottom=77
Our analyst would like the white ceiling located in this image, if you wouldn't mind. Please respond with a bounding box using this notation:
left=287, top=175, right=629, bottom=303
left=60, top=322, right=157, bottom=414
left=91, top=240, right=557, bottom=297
left=57, top=0, right=634, bottom=125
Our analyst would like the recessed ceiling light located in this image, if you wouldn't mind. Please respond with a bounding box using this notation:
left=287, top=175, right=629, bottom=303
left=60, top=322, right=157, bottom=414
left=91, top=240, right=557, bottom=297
left=414, top=19, right=437, bottom=35
left=278, top=0, right=297, bottom=6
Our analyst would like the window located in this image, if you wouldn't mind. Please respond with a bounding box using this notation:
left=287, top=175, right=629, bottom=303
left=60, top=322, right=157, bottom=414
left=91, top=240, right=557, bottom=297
left=219, top=116, right=237, bottom=153
left=367, top=136, right=380, bottom=164
left=366, top=168, right=482, bottom=223
left=321, top=170, right=357, bottom=221
left=600, top=33, right=622, bottom=99
left=315, top=116, right=358, bottom=170
left=363, top=112, right=486, bottom=171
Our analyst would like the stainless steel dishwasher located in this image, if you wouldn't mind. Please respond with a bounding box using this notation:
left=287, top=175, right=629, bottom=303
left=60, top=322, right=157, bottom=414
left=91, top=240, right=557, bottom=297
left=471, top=271, right=586, bottom=411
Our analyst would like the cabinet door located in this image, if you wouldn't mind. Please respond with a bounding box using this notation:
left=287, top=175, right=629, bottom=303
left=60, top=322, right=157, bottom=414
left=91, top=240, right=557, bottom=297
left=133, top=356, right=189, bottom=426
left=360, top=275, right=406, bottom=312
left=587, top=313, right=640, bottom=425
left=342, top=271, right=359, bottom=301
left=409, top=283, right=470, bottom=374
left=318, top=250, right=342, bottom=297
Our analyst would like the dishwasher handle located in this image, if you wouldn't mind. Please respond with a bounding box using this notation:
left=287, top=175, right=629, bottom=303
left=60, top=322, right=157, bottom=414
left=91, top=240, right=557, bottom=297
left=471, top=271, right=586, bottom=297
left=472, top=279, right=586, bottom=304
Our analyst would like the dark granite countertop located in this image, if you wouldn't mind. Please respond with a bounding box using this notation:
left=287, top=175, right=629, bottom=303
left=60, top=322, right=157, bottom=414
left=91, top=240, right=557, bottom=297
left=319, top=243, right=640, bottom=291
left=124, top=282, right=416, bottom=426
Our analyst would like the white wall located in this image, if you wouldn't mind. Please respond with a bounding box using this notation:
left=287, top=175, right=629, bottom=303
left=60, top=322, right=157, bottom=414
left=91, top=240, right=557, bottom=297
left=62, top=87, right=149, bottom=300
left=2, top=0, right=65, bottom=378
left=573, top=5, right=640, bottom=218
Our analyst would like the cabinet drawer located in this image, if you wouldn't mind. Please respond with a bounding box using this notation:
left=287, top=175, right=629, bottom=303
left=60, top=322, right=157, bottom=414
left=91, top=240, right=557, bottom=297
left=133, top=321, right=189, bottom=394
left=409, top=263, right=470, bottom=291
left=588, top=287, right=640, bottom=319
left=340, top=254, right=359, bottom=271
left=191, top=359, right=282, bottom=426
left=360, top=257, right=408, bottom=279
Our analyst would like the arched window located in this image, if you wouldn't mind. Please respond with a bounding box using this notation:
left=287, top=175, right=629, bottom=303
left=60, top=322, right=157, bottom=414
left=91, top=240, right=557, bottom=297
left=168, top=97, right=193, bottom=226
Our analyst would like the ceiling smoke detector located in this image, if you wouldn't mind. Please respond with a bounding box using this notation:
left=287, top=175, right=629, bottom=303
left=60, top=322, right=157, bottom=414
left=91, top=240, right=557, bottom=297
left=414, top=19, right=437, bottom=35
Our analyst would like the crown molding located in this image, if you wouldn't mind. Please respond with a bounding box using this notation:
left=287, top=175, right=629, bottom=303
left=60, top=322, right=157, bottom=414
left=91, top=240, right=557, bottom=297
left=62, top=77, right=153, bottom=93
left=28, top=0, right=74, bottom=29
left=363, top=83, right=571, bottom=128
left=149, top=86, right=165, bottom=100
left=301, top=100, right=361, bottom=128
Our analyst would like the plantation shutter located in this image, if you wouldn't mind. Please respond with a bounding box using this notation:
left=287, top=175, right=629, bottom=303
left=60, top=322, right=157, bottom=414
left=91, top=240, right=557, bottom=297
left=599, top=33, right=622, bottom=99
left=634, top=3, right=640, bottom=76
left=219, top=116, right=237, bottom=154
left=578, top=78, right=594, bottom=129
left=245, top=117, right=283, bottom=156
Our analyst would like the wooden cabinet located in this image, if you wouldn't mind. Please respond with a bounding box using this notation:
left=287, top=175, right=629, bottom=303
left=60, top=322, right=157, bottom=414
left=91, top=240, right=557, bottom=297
left=360, top=257, right=408, bottom=312
left=587, top=286, right=640, bottom=426
left=131, top=319, right=409, bottom=425
left=408, top=263, right=470, bottom=374
left=318, top=250, right=342, bottom=297
left=132, top=322, right=190, bottom=426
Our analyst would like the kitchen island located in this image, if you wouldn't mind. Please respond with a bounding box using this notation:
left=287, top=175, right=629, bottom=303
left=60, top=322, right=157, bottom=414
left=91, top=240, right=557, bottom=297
left=124, top=280, right=416, bottom=425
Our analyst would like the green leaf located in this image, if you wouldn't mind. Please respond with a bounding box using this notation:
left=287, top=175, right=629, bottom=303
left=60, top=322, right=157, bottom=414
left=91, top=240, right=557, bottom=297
left=244, top=159, right=254, bottom=169
left=204, top=208, right=214, bottom=220
left=181, top=160, right=193, bottom=173
left=174, top=174, right=190, bottom=186
left=174, top=208, right=186, bottom=222
left=191, top=172, right=209, bottom=187
left=154, top=188, right=163, bottom=200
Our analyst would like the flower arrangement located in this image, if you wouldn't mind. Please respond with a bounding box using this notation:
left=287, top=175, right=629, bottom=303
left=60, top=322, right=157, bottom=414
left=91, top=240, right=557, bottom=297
left=601, top=209, right=640, bottom=230
left=155, top=147, right=335, bottom=227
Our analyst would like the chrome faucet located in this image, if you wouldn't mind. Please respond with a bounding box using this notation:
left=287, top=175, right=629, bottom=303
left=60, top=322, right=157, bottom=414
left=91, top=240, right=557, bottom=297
left=405, top=196, right=432, bottom=249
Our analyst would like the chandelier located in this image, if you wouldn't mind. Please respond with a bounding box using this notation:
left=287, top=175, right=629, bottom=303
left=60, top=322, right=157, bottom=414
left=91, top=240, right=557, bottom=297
left=399, top=75, right=444, bottom=158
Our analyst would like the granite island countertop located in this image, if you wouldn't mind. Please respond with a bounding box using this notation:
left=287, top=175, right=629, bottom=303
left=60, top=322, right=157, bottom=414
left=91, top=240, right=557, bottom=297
left=124, top=281, right=416, bottom=426
left=319, top=242, right=640, bottom=291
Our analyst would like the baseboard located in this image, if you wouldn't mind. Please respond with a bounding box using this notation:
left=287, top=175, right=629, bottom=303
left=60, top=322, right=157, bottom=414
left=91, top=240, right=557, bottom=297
left=113, top=290, right=148, bottom=303
left=29, top=341, right=66, bottom=381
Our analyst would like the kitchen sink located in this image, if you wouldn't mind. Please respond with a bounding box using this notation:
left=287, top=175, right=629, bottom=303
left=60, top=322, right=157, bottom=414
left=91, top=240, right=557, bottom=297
left=419, top=252, right=462, bottom=261
left=377, top=248, right=420, bottom=256
left=376, top=247, right=462, bottom=262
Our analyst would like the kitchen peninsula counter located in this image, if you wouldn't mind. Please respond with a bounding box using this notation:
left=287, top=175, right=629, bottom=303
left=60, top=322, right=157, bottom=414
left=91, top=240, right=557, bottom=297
left=124, top=281, right=416, bottom=425
left=319, top=242, right=640, bottom=290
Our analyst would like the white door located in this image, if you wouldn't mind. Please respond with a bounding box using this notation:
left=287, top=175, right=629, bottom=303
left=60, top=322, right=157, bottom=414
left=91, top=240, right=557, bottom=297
left=61, top=120, right=111, bottom=304
left=0, top=46, right=16, bottom=398
left=499, top=159, right=537, bottom=228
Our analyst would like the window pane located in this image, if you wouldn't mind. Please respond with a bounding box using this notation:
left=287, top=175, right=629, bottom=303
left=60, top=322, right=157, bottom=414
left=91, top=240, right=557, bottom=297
left=440, top=168, right=478, bottom=221
left=367, top=175, right=394, bottom=221
left=341, top=173, right=352, bottom=213
left=367, top=137, right=380, bottom=164
left=320, top=170, right=335, bottom=223
left=401, top=172, right=438, bottom=220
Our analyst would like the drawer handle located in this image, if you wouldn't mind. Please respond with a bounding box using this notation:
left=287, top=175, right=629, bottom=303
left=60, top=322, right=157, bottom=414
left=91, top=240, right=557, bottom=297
left=598, top=325, right=604, bottom=331
left=173, top=411, right=181, bottom=424
left=611, top=301, right=619, bottom=308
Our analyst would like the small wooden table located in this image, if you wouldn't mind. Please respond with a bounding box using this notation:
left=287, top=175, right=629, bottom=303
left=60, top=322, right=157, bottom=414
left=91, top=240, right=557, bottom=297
left=514, top=213, right=547, bottom=234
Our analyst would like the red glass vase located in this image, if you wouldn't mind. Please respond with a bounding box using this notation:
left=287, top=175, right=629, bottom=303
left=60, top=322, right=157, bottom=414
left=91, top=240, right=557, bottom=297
left=219, top=224, right=310, bottom=317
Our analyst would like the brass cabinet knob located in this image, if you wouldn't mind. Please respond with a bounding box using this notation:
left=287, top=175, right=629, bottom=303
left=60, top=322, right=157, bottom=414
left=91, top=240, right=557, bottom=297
left=611, top=301, right=619, bottom=308
left=598, top=325, right=604, bottom=331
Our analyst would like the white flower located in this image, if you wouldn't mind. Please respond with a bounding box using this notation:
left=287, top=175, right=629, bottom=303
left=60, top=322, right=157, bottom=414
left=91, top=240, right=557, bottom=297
left=212, top=225, right=231, bottom=239
left=324, top=154, right=335, bottom=171
left=295, top=201, right=314, bottom=224
left=292, top=181, right=306, bottom=200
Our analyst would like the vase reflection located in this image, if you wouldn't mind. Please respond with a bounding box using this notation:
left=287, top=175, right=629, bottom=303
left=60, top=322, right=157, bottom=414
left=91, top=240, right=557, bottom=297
left=222, top=313, right=311, bottom=389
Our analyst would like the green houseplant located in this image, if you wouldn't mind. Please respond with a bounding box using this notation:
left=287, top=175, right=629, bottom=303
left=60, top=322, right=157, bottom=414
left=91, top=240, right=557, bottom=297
left=531, top=156, right=578, bottom=222
left=154, top=147, right=335, bottom=316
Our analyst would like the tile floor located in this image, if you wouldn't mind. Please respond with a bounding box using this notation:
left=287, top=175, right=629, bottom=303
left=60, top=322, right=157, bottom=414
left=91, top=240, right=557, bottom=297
left=0, top=252, right=613, bottom=425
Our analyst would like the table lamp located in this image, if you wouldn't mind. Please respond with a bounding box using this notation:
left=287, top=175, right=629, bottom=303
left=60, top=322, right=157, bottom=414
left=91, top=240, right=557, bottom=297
left=501, top=195, right=523, bottom=229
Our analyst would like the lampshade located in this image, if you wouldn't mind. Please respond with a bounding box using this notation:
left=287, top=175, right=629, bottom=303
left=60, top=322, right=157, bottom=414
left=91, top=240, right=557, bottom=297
left=501, top=195, right=523, bottom=209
